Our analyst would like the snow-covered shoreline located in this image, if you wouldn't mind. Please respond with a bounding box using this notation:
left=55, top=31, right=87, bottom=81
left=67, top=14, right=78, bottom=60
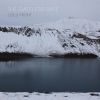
left=0, top=92, right=100, bottom=100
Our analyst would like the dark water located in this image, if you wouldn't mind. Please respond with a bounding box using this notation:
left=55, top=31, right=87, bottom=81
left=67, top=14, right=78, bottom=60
left=0, top=58, right=100, bottom=92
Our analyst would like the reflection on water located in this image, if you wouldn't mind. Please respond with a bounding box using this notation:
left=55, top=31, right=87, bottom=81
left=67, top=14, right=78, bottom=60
left=0, top=58, right=100, bottom=92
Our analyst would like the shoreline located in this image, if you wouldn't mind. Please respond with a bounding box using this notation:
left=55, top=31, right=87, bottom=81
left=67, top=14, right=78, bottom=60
left=0, top=52, right=98, bottom=61
left=0, top=92, right=100, bottom=100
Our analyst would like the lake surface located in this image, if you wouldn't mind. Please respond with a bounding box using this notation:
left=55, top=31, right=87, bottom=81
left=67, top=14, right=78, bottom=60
left=0, top=58, right=100, bottom=92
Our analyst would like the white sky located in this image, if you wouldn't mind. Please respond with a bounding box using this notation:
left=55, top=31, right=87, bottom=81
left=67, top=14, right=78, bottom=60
left=0, top=0, right=100, bottom=25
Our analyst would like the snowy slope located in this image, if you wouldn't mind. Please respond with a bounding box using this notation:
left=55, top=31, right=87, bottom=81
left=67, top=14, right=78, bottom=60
left=0, top=18, right=100, bottom=57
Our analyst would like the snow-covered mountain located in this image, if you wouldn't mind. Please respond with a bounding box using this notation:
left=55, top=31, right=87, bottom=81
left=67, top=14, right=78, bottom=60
left=0, top=18, right=100, bottom=57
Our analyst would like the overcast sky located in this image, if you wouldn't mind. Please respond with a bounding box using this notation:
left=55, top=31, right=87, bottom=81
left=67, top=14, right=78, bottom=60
left=0, top=0, right=100, bottom=25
